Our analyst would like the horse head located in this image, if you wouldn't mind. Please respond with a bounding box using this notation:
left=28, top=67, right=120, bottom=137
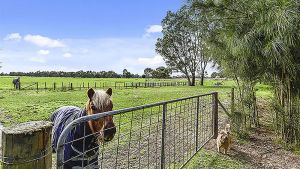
left=86, top=88, right=116, bottom=143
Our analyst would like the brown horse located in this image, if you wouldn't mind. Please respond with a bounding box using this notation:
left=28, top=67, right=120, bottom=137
left=51, top=88, right=116, bottom=168
left=86, top=87, right=116, bottom=142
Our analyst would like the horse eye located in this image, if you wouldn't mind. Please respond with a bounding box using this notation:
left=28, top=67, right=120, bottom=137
left=91, top=105, right=96, bottom=110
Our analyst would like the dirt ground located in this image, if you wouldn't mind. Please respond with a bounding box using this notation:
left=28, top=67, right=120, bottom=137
left=205, top=127, right=300, bottom=169
left=204, top=99, right=300, bottom=169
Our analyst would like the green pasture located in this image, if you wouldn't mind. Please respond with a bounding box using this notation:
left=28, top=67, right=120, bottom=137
left=0, top=76, right=179, bottom=89
left=0, top=76, right=272, bottom=126
left=0, top=76, right=273, bottom=168
left=0, top=86, right=230, bottom=126
left=0, top=76, right=235, bottom=89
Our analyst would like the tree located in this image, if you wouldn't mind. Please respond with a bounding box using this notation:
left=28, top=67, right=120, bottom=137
left=151, top=66, right=171, bottom=79
left=156, top=5, right=210, bottom=86
left=192, top=0, right=300, bottom=143
left=143, top=68, right=153, bottom=78
left=211, top=72, right=218, bottom=78
left=122, top=69, right=132, bottom=78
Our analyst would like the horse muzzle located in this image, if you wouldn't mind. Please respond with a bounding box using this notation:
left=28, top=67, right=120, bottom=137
left=103, top=122, right=116, bottom=142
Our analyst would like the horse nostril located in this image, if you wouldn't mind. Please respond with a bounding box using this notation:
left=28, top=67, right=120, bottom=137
left=104, top=123, right=116, bottom=141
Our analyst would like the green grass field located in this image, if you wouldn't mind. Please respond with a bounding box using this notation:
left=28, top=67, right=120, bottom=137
left=0, top=76, right=272, bottom=168
left=0, top=76, right=236, bottom=89
left=0, top=76, right=241, bottom=126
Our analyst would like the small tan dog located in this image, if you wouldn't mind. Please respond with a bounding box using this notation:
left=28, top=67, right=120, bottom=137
left=216, top=124, right=232, bottom=154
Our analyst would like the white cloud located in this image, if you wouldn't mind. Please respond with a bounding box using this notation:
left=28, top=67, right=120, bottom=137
left=1, top=37, right=159, bottom=74
left=146, top=25, right=162, bottom=33
left=63, top=53, right=72, bottom=58
left=144, top=25, right=162, bottom=38
left=29, top=57, right=46, bottom=63
left=138, top=55, right=165, bottom=67
left=4, top=33, right=22, bottom=41
left=37, top=49, right=50, bottom=55
left=24, top=34, right=65, bottom=48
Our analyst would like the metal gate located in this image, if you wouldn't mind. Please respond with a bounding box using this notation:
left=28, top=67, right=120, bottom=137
left=56, top=92, right=218, bottom=169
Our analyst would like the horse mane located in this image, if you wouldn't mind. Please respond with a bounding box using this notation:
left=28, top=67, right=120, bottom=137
left=86, top=90, right=112, bottom=111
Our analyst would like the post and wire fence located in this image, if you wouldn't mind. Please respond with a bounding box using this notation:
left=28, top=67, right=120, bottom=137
left=56, top=92, right=218, bottom=169
left=16, top=81, right=199, bottom=91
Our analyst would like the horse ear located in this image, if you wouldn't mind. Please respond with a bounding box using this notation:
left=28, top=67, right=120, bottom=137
left=106, top=88, right=112, bottom=96
left=87, top=88, right=95, bottom=100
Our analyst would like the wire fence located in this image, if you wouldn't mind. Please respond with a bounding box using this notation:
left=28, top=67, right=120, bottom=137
left=11, top=81, right=203, bottom=91
left=56, top=92, right=218, bottom=169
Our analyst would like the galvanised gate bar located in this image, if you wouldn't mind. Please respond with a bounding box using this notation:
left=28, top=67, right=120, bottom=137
left=56, top=92, right=218, bottom=169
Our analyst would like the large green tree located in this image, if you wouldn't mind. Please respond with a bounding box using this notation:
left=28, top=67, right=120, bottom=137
left=192, top=0, right=300, bottom=143
left=156, top=5, right=210, bottom=86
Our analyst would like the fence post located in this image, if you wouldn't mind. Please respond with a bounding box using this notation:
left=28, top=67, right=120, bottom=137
left=231, top=88, right=235, bottom=114
left=212, top=92, right=218, bottom=139
left=54, top=82, right=56, bottom=90
left=196, top=97, right=200, bottom=151
left=70, top=83, right=73, bottom=90
left=161, top=104, right=167, bottom=169
left=36, top=82, right=39, bottom=91
left=44, top=82, right=47, bottom=90
left=88, top=82, right=89, bottom=89
left=0, top=121, right=52, bottom=169
left=95, top=82, right=97, bottom=89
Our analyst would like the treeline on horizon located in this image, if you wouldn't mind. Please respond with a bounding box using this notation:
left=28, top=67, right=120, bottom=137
left=0, top=66, right=181, bottom=79
left=0, top=67, right=177, bottom=79
left=1, top=70, right=137, bottom=78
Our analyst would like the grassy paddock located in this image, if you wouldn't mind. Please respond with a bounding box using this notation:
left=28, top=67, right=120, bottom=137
left=0, top=76, right=273, bottom=126
left=0, top=77, right=273, bottom=168
left=0, top=86, right=232, bottom=126
left=0, top=76, right=235, bottom=89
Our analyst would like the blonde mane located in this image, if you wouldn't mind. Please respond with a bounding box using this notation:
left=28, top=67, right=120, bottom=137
left=86, top=90, right=112, bottom=111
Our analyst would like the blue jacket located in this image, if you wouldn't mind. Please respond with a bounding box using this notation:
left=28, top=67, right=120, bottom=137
left=51, top=106, right=99, bottom=169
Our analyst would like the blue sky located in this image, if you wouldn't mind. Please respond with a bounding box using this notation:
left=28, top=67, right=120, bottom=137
left=0, top=0, right=184, bottom=74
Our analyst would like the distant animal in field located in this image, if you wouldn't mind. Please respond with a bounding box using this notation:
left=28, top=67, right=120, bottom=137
left=216, top=124, right=232, bottom=154
left=12, top=77, right=20, bottom=89
left=51, top=88, right=116, bottom=169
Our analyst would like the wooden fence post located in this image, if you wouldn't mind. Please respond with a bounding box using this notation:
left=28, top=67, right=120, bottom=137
left=87, top=82, right=89, bottom=89
left=53, top=82, right=56, bottom=90
left=70, top=83, right=73, bottom=90
left=44, top=82, right=47, bottom=90
left=36, top=82, right=39, bottom=91
left=212, top=92, right=219, bottom=139
left=1, top=121, right=52, bottom=169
